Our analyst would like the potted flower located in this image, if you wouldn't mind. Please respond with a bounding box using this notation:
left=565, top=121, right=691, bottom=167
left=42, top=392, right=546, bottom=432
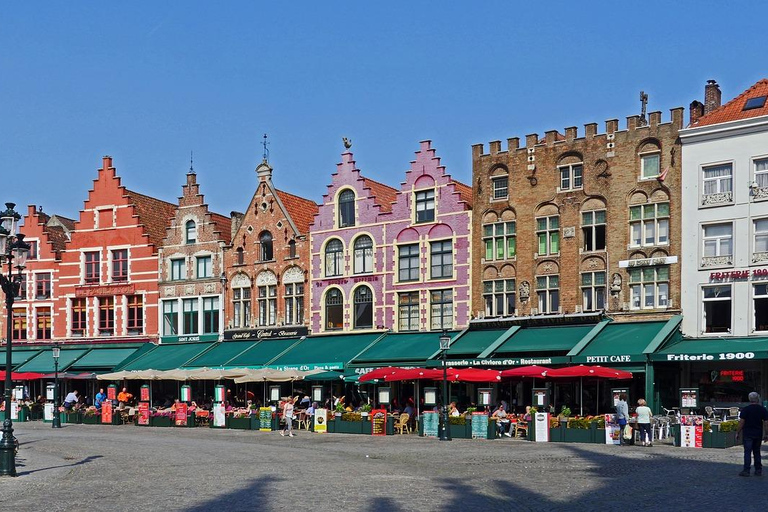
left=150, top=410, right=173, bottom=427
left=226, top=410, right=251, bottom=430
left=338, top=412, right=365, bottom=434
left=558, top=406, right=572, bottom=423
left=82, top=407, right=102, bottom=425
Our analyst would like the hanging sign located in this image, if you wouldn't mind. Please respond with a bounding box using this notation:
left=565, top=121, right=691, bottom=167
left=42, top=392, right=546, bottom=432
left=314, top=408, right=327, bottom=434
left=423, top=411, right=439, bottom=438
left=612, top=388, right=629, bottom=408
left=680, top=388, right=699, bottom=409
left=680, top=415, right=703, bottom=448
left=214, top=385, right=226, bottom=403
left=102, top=401, right=113, bottom=424
left=371, top=409, right=387, bottom=436
left=534, top=412, right=550, bottom=442
left=138, top=402, right=150, bottom=426
left=259, top=407, right=273, bottom=431
left=175, top=403, right=188, bottom=426
left=471, top=412, right=488, bottom=439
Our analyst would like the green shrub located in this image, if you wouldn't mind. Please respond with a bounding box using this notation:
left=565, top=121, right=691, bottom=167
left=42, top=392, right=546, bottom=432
left=718, top=420, right=739, bottom=432
left=341, top=412, right=362, bottom=422
left=449, top=416, right=466, bottom=425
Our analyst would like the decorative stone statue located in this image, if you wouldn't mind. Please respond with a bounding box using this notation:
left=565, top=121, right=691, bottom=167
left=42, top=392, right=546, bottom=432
left=611, top=273, right=622, bottom=294
left=519, top=281, right=530, bottom=301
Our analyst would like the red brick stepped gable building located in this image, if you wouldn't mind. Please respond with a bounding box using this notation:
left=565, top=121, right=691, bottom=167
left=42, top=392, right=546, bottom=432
left=55, top=156, right=176, bottom=343
left=223, top=158, right=318, bottom=338
left=158, top=170, right=232, bottom=343
left=3, top=205, right=73, bottom=344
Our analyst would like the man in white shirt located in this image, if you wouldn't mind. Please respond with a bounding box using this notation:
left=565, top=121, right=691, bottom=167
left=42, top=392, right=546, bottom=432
left=63, top=390, right=79, bottom=410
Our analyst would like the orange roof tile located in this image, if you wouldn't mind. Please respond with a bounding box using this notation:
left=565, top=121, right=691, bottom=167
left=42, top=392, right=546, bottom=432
left=125, top=190, right=177, bottom=249
left=275, top=189, right=319, bottom=234
left=692, top=79, right=768, bottom=127
left=452, top=180, right=473, bottom=207
left=362, top=177, right=398, bottom=213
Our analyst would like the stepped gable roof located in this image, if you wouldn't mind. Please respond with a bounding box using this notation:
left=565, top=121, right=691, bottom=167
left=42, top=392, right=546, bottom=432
left=361, top=177, right=398, bottom=213
left=452, top=180, right=473, bottom=206
left=275, top=189, right=319, bottom=234
left=45, top=226, right=69, bottom=252
left=692, top=79, right=768, bottom=127
left=209, top=212, right=232, bottom=244
left=125, top=189, right=177, bottom=249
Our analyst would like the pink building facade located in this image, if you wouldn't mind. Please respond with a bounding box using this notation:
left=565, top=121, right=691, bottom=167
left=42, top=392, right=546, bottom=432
left=309, top=141, right=472, bottom=333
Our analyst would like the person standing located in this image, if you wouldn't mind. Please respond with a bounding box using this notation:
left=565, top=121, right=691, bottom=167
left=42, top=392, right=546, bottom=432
left=615, top=393, right=630, bottom=446
left=635, top=399, right=653, bottom=447
left=94, top=388, right=107, bottom=410
left=736, top=392, right=768, bottom=477
left=280, top=397, right=295, bottom=437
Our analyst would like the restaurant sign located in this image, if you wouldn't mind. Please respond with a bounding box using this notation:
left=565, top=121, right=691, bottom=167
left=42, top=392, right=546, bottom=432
left=223, top=326, right=309, bottom=341
left=651, top=351, right=767, bottom=362
left=265, top=362, right=343, bottom=371
left=709, top=268, right=768, bottom=281
left=75, top=283, right=135, bottom=297
left=445, top=356, right=570, bottom=367
left=571, top=354, right=644, bottom=364
left=162, top=334, right=219, bottom=344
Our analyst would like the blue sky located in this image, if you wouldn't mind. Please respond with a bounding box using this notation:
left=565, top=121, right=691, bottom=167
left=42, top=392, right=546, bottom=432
left=1, top=1, right=766, bottom=220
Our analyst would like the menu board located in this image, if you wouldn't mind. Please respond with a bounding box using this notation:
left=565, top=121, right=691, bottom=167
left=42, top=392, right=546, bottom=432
left=423, top=411, right=439, bottom=438
left=371, top=409, right=387, bottom=436
left=680, top=415, right=703, bottom=448
left=10, top=402, right=18, bottom=420
left=534, top=412, right=550, bottom=443
left=612, top=388, right=629, bottom=408
left=680, top=388, right=699, bottom=409
left=212, top=404, right=226, bottom=427
left=102, top=401, right=113, bottom=424
left=259, top=407, right=273, bottom=431
left=107, top=386, right=117, bottom=401
left=471, top=412, right=488, bottom=439
left=140, top=386, right=150, bottom=402
left=44, top=403, right=54, bottom=421
left=175, top=403, right=188, bottom=426
left=604, top=414, right=620, bottom=445
left=138, top=402, right=150, bottom=425
left=314, top=408, right=327, bottom=434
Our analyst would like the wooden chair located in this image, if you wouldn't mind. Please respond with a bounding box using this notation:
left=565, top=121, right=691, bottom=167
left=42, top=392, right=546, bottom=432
left=514, top=422, right=528, bottom=438
left=297, top=411, right=311, bottom=430
left=394, top=413, right=410, bottom=434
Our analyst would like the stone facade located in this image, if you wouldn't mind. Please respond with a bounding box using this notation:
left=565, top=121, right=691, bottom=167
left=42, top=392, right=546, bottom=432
left=471, top=109, right=684, bottom=322
left=222, top=159, right=317, bottom=334
left=309, top=141, right=472, bottom=333
left=158, top=171, right=231, bottom=343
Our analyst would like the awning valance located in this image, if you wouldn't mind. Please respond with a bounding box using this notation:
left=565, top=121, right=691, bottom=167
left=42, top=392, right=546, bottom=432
left=120, top=342, right=215, bottom=371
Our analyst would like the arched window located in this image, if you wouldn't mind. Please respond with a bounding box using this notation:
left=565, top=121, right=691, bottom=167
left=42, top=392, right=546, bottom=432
left=353, top=286, right=373, bottom=329
left=353, top=235, right=373, bottom=274
left=325, top=239, right=344, bottom=277
left=236, top=247, right=244, bottom=265
left=325, top=288, right=343, bottom=331
left=338, top=189, right=355, bottom=227
left=185, top=220, right=197, bottom=244
left=259, top=231, right=273, bottom=261
left=288, top=239, right=296, bottom=259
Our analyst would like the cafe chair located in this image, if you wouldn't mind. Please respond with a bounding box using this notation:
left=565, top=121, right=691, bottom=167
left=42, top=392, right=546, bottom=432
left=704, top=406, right=717, bottom=422
left=394, top=413, right=411, bottom=434
left=514, top=422, right=528, bottom=438
left=297, top=412, right=311, bottom=431
left=728, top=407, right=740, bottom=420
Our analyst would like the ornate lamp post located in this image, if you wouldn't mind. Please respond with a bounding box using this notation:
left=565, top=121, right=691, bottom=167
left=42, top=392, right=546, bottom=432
left=438, top=329, right=452, bottom=442
left=0, top=203, right=30, bottom=477
left=52, top=344, right=61, bottom=429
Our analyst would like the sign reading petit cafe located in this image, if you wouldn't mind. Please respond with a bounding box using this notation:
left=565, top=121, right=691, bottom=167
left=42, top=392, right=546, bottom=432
left=709, top=268, right=768, bottom=281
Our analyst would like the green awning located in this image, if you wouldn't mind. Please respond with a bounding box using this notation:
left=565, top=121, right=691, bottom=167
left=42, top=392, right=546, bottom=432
left=570, top=321, right=669, bottom=364
left=225, top=338, right=303, bottom=368
left=14, top=349, right=89, bottom=373
left=182, top=341, right=259, bottom=368
left=5, top=349, right=42, bottom=369
left=492, top=324, right=595, bottom=354
left=112, top=343, right=156, bottom=371
left=305, top=369, right=360, bottom=382
left=69, top=348, right=141, bottom=371
left=351, top=332, right=460, bottom=366
left=651, top=335, right=768, bottom=362
left=268, top=333, right=384, bottom=370
left=121, top=342, right=215, bottom=371
left=445, top=329, right=512, bottom=357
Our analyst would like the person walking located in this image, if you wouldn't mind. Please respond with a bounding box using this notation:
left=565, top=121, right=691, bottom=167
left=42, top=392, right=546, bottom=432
left=635, top=398, right=653, bottom=446
left=615, top=393, right=630, bottom=446
left=280, top=397, right=295, bottom=437
left=736, top=392, right=768, bottom=477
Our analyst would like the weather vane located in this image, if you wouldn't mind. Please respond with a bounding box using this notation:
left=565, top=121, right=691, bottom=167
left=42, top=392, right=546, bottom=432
left=343, top=137, right=352, bottom=150
left=262, top=133, right=270, bottom=162
left=639, top=91, right=649, bottom=127
left=189, top=150, right=194, bottom=174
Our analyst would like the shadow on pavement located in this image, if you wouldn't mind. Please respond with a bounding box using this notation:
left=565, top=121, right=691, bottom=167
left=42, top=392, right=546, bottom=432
left=16, top=455, right=104, bottom=476
left=186, top=475, right=284, bottom=512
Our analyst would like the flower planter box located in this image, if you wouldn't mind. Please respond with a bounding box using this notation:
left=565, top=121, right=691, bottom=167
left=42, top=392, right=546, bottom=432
left=449, top=422, right=470, bottom=439
left=105, top=414, right=123, bottom=426
left=150, top=416, right=173, bottom=427
left=249, top=416, right=260, bottom=430
left=337, top=419, right=366, bottom=434
left=226, top=416, right=251, bottom=430
left=704, top=425, right=738, bottom=449
left=17, top=406, right=30, bottom=422
left=326, top=419, right=336, bottom=433
left=62, top=411, right=82, bottom=424
left=562, top=427, right=592, bottom=444
left=82, top=414, right=102, bottom=425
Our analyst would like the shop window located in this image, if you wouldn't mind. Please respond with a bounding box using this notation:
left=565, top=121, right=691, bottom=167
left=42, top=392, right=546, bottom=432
left=36, top=307, right=51, bottom=340
left=581, top=271, right=606, bottom=312
left=353, top=286, right=373, bottom=329
left=163, top=300, right=179, bottom=336
left=398, top=292, right=420, bottom=331
left=338, top=189, right=355, bottom=228
left=99, top=297, right=114, bottom=336
left=84, top=251, right=100, bottom=284
left=196, top=255, right=212, bottom=279
left=483, top=279, right=515, bottom=318
left=484, top=221, right=516, bottom=261
left=258, top=285, right=277, bottom=326
left=398, top=243, right=420, bottom=282
left=233, top=287, right=251, bottom=328
left=35, top=272, right=51, bottom=299
left=259, top=231, right=274, bottom=262
left=629, top=203, right=669, bottom=247
left=559, top=163, right=583, bottom=191
left=430, top=289, right=453, bottom=330
left=582, top=211, right=606, bottom=252
left=430, top=240, right=452, bottom=279
left=325, top=288, right=343, bottom=331
left=629, top=266, right=669, bottom=310
left=183, top=298, right=199, bottom=335
left=536, top=216, right=559, bottom=256
left=112, top=249, right=128, bottom=282
left=12, top=309, right=27, bottom=341
left=415, top=189, right=435, bottom=223
left=203, top=297, right=219, bottom=334
left=71, top=298, right=87, bottom=337
left=536, top=275, right=559, bottom=314
left=492, top=176, right=508, bottom=200
left=703, top=285, right=732, bottom=334
left=353, top=235, right=373, bottom=274
left=171, top=259, right=185, bottom=281
left=754, top=283, right=768, bottom=332
left=284, top=283, right=304, bottom=325
left=185, top=220, right=197, bottom=244
left=127, top=295, right=143, bottom=335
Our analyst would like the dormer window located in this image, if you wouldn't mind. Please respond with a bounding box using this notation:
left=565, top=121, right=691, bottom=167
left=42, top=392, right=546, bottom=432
left=415, top=189, right=435, bottom=223
left=185, top=220, right=197, bottom=244
left=338, top=189, right=355, bottom=227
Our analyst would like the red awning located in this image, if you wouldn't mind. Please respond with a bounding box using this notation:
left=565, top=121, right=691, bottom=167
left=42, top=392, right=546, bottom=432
left=446, top=368, right=502, bottom=383
left=0, top=371, right=45, bottom=380
left=500, top=365, right=552, bottom=379
left=545, top=365, right=633, bottom=380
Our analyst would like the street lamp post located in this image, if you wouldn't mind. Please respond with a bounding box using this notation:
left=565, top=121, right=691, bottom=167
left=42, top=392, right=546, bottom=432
left=438, top=329, right=451, bottom=442
left=52, top=344, right=61, bottom=429
left=0, top=203, right=30, bottom=477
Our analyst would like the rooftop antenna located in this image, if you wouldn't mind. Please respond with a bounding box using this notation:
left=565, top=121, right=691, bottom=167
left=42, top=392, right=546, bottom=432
left=189, top=151, right=195, bottom=174
left=639, top=91, right=649, bottom=127
left=262, top=133, right=270, bottom=163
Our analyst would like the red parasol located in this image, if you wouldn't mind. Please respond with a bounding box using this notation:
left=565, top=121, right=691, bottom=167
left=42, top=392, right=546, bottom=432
left=358, top=367, right=400, bottom=383
left=446, top=368, right=502, bottom=383
left=383, top=368, right=443, bottom=382
left=500, top=365, right=552, bottom=379
left=0, top=371, right=45, bottom=380
left=545, top=365, right=633, bottom=379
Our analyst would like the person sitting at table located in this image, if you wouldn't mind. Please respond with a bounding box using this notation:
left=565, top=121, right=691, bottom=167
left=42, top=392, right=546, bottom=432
left=523, top=406, right=532, bottom=422
left=117, top=388, right=133, bottom=407
left=63, top=390, right=79, bottom=410
left=449, top=402, right=461, bottom=417
left=492, top=403, right=512, bottom=437
left=188, top=401, right=198, bottom=412
left=94, top=388, right=107, bottom=410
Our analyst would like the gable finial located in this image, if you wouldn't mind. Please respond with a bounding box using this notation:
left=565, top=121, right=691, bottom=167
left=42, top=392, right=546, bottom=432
left=189, top=150, right=195, bottom=174
left=262, top=133, right=270, bottom=162
left=638, top=91, right=649, bottom=127
left=342, top=137, right=352, bottom=150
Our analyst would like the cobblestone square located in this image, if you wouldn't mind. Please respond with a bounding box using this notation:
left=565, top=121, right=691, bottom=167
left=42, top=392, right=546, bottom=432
left=1, top=423, right=764, bottom=512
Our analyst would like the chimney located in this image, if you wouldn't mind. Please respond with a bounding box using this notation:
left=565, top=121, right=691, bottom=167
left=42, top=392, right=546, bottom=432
left=704, top=80, right=721, bottom=114
left=690, top=100, right=705, bottom=124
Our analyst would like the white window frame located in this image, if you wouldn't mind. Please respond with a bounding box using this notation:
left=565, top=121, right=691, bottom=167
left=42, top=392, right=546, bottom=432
left=482, top=279, right=516, bottom=318
left=581, top=271, right=606, bottom=312
left=702, top=284, right=732, bottom=335
left=558, top=163, right=583, bottom=191
left=491, top=176, right=508, bottom=200
left=702, top=223, right=733, bottom=258
left=640, top=151, right=660, bottom=180
left=702, top=163, right=733, bottom=197
left=535, top=275, right=560, bottom=314
left=628, top=267, right=669, bottom=310
left=755, top=157, right=768, bottom=189
left=629, top=203, right=669, bottom=248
